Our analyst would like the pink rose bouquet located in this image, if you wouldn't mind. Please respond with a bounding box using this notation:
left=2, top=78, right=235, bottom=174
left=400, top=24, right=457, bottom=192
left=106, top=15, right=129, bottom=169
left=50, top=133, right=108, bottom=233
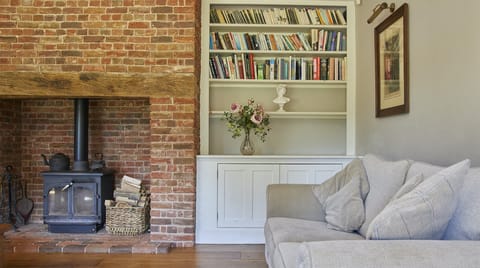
left=223, top=98, right=271, bottom=142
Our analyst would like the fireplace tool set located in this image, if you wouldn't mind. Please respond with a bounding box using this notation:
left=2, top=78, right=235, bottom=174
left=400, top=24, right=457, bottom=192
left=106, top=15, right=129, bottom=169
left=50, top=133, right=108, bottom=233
left=1, top=165, right=34, bottom=230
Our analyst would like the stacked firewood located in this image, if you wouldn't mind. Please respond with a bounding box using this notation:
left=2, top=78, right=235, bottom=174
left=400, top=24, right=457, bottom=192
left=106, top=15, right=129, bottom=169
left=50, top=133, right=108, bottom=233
left=105, top=175, right=149, bottom=208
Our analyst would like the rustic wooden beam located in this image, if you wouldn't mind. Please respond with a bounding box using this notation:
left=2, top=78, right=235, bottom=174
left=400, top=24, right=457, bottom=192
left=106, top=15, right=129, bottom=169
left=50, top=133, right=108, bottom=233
left=0, top=72, right=196, bottom=98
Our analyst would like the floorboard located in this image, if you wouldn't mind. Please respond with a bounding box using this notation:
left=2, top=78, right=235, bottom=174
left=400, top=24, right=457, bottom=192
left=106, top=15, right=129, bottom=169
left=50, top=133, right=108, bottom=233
left=2, top=242, right=267, bottom=268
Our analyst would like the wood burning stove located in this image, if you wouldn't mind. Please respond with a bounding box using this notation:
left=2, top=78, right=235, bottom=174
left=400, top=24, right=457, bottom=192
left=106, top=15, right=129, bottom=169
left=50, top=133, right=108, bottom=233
left=41, top=99, right=115, bottom=233
left=41, top=170, right=114, bottom=233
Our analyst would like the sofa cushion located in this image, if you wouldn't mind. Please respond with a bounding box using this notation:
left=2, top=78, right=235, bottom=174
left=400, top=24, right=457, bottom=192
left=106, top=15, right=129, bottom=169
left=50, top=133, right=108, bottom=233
left=296, top=240, right=480, bottom=268
left=271, top=242, right=300, bottom=268
left=324, top=176, right=365, bottom=232
left=444, top=167, right=480, bottom=240
left=390, top=173, right=424, bottom=201
left=406, top=161, right=443, bottom=179
left=311, top=158, right=369, bottom=232
left=312, top=158, right=369, bottom=206
left=265, top=217, right=364, bottom=266
left=366, top=159, right=470, bottom=240
left=358, top=154, right=410, bottom=236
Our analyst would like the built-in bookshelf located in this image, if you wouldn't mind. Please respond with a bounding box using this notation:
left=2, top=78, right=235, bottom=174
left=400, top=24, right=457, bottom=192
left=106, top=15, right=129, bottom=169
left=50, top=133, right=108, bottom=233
left=200, top=0, right=356, bottom=155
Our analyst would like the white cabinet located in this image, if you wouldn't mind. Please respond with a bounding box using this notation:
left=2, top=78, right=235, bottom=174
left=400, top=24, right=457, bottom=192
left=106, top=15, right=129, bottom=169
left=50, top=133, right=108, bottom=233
left=279, top=164, right=343, bottom=184
left=196, top=156, right=354, bottom=244
left=218, top=164, right=279, bottom=227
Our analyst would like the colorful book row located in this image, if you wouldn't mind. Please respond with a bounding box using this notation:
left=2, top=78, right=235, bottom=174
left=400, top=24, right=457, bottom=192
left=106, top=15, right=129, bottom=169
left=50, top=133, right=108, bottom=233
left=209, top=54, right=346, bottom=81
left=210, top=7, right=347, bottom=25
left=210, top=30, right=346, bottom=52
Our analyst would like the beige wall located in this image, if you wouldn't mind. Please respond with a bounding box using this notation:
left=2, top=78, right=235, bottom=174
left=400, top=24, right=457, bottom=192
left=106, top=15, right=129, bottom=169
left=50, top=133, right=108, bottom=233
left=355, top=0, right=480, bottom=166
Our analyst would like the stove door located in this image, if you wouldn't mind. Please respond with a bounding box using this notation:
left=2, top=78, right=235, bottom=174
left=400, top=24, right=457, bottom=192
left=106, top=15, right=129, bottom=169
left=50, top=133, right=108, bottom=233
left=73, top=183, right=97, bottom=216
left=44, top=181, right=99, bottom=224
left=47, top=186, right=69, bottom=216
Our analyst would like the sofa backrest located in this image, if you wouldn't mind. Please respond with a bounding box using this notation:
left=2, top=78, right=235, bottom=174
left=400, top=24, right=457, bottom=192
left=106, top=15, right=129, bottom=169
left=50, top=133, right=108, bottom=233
left=406, top=162, right=480, bottom=240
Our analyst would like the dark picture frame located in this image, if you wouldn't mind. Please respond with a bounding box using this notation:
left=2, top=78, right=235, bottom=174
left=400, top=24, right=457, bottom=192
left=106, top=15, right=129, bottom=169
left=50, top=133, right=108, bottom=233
left=375, top=3, right=409, bottom=117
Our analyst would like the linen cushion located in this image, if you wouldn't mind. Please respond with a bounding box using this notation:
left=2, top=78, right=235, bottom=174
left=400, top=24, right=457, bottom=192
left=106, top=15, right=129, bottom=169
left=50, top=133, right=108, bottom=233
left=390, top=173, right=424, bottom=201
left=324, top=176, right=365, bottom=232
left=312, top=158, right=369, bottom=205
left=265, top=217, right=364, bottom=266
left=272, top=242, right=300, bottom=268
left=406, top=161, right=443, bottom=180
left=444, top=167, right=480, bottom=240
left=358, top=154, right=410, bottom=236
left=366, top=159, right=470, bottom=240
left=296, top=240, right=480, bottom=268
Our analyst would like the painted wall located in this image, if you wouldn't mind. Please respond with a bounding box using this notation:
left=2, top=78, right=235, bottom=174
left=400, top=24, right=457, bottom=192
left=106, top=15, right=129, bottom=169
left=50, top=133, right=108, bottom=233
left=356, top=0, right=480, bottom=166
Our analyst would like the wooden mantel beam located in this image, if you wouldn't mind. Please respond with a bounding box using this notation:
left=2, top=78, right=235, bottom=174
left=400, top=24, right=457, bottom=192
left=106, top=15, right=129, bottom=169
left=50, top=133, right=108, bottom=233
left=0, top=72, right=196, bottom=98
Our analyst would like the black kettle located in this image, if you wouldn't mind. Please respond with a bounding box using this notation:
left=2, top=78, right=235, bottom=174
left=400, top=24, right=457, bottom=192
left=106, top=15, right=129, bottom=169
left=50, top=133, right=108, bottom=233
left=41, top=153, right=70, bottom=171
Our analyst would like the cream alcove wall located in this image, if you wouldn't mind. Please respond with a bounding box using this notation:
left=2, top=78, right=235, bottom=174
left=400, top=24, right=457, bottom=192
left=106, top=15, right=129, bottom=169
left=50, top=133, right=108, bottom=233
left=355, top=0, right=480, bottom=166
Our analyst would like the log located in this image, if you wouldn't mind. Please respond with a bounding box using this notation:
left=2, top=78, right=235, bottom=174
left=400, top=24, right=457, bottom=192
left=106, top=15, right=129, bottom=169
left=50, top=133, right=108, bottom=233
left=0, top=72, right=196, bottom=98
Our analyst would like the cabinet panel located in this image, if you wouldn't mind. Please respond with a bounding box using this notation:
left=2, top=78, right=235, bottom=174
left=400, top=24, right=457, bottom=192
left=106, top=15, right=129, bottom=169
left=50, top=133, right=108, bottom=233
left=279, top=164, right=342, bottom=184
left=217, top=164, right=279, bottom=228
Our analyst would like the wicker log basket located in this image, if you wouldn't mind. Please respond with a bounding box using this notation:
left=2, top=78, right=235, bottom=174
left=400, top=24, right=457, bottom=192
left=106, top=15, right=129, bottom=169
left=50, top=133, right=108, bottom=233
left=105, top=175, right=150, bottom=236
left=106, top=202, right=150, bottom=236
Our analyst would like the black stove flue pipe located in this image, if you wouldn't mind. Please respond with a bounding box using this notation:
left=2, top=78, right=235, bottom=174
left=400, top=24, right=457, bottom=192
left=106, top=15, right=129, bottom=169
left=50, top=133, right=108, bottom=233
left=73, top=98, right=89, bottom=171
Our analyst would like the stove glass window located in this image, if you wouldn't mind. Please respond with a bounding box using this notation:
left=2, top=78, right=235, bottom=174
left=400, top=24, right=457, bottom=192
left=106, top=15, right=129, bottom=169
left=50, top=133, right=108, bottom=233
left=74, top=186, right=95, bottom=216
left=48, top=187, right=68, bottom=216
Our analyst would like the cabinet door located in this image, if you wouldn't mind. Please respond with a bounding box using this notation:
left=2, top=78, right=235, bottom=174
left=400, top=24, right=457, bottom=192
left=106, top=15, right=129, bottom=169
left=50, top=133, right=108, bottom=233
left=279, top=164, right=343, bottom=184
left=218, top=164, right=279, bottom=228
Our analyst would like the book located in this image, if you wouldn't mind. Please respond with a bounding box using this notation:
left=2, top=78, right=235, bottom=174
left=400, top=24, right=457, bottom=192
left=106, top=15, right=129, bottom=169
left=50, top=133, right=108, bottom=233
left=311, top=29, right=318, bottom=51
left=335, top=9, right=347, bottom=25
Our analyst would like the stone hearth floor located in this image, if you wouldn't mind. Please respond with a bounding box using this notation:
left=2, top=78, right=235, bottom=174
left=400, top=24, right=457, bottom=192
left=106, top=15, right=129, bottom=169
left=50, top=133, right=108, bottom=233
left=1, top=224, right=170, bottom=254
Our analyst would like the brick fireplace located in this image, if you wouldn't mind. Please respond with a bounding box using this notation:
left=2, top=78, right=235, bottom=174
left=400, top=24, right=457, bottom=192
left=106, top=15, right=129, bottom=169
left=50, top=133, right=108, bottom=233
left=0, top=0, right=200, bottom=247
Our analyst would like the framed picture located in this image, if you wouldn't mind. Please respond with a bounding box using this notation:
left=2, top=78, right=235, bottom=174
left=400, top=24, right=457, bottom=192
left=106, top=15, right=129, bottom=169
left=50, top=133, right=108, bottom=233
left=375, top=3, right=409, bottom=117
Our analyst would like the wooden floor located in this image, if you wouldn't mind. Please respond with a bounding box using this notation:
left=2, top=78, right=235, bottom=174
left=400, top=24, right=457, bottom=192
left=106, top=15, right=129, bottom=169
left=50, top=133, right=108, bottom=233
left=3, top=244, right=267, bottom=268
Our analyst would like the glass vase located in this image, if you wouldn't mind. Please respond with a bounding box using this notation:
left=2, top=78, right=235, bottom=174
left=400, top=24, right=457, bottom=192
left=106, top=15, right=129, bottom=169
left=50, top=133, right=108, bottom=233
left=240, top=128, right=255, bottom=155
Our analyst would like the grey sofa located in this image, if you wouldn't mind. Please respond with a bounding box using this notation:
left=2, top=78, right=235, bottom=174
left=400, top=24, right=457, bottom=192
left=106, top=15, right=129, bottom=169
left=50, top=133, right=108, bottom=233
left=265, top=155, right=480, bottom=268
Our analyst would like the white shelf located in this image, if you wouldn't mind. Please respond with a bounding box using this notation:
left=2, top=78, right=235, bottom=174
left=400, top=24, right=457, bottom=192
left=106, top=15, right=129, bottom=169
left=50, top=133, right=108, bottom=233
left=209, top=78, right=346, bottom=85
left=210, top=23, right=347, bottom=30
left=210, top=111, right=346, bottom=119
left=210, top=49, right=347, bottom=56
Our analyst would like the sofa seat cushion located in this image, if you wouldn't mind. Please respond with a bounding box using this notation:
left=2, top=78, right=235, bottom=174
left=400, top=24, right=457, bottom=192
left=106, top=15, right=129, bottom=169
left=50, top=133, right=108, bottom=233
left=296, top=240, right=480, bottom=268
left=265, top=217, right=364, bottom=266
left=271, top=242, right=301, bottom=268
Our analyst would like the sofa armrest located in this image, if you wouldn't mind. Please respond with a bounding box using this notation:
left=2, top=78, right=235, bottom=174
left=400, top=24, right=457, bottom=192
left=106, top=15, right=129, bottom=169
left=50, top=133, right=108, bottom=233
left=296, top=240, right=480, bottom=268
left=266, top=184, right=325, bottom=222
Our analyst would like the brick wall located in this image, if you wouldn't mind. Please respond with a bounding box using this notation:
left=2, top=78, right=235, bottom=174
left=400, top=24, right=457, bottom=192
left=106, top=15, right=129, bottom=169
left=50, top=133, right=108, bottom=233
left=0, top=0, right=199, bottom=246
left=150, top=97, right=197, bottom=247
left=0, top=0, right=196, bottom=74
left=0, top=100, right=22, bottom=168
left=0, top=100, right=22, bottom=223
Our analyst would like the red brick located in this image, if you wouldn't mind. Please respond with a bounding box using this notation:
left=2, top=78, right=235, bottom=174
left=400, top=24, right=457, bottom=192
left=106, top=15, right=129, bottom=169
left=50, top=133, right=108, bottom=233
left=128, top=21, right=149, bottom=28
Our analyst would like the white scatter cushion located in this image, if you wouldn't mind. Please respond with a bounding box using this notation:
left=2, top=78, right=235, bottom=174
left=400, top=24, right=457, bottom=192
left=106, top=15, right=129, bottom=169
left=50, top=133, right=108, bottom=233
left=366, top=159, right=470, bottom=240
left=324, top=177, right=365, bottom=232
left=444, top=168, right=480, bottom=240
left=390, top=173, right=424, bottom=201
left=358, top=154, right=410, bottom=236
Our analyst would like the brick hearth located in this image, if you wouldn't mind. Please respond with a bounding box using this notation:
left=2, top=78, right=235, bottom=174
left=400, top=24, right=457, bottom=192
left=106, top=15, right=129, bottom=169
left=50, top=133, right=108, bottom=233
left=0, top=0, right=200, bottom=247
left=1, top=224, right=169, bottom=254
